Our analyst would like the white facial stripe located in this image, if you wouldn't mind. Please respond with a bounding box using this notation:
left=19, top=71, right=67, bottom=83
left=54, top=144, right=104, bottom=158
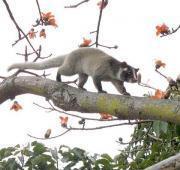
left=116, top=68, right=122, bottom=80
left=132, top=69, right=137, bottom=80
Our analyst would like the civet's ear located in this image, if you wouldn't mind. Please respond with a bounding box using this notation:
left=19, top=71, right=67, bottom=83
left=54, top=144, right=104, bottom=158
left=121, top=61, right=127, bottom=67
left=135, top=68, right=139, bottom=72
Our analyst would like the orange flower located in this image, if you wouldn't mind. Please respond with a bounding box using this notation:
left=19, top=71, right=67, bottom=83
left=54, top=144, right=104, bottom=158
left=41, top=12, right=58, bottom=27
left=79, top=38, right=92, bottom=47
left=44, top=129, right=51, bottom=138
left=28, top=28, right=36, bottom=39
left=156, top=23, right=169, bottom=36
left=48, top=19, right=58, bottom=27
left=99, top=112, right=113, bottom=120
left=59, top=116, right=68, bottom=127
left=155, top=60, right=166, bottom=69
left=41, top=12, right=54, bottom=20
left=10, top=101, right=22, bottom=111
left=39, top=29, right=46, bottom=38
left=151, top=89, right=166, bottom=99
left=97, top=0, right=108, bottom=10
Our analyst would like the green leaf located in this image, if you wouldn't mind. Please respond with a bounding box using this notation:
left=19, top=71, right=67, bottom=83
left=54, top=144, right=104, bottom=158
left=28, top=154, right=56, bottom=170
left=22, top=148, right=33, bottom=157
left=95, top=158, right=112, bottom=169
left=33, top=143, right=46, bottom=156
left=153, top=121, right=168, bottom=137
left=101, top=154, right=113, bottom=162
left=15, top=144, right=20, bottom=148
left=135, top=151, right=144, bottom=160
left=160, top=122, right=168, bottom=134
left=4, top=158, right=23, bottom=170
left=153, top=121, right=161, bottom=137
left=61, top=152, right=74, bottom=162
left=0, top=147, right=15, bottom=160
left=14, top=150, right=20, bottom=156
left=72, top=147, right=85, bottom=159
left=176, top=125, right=180, bottom=135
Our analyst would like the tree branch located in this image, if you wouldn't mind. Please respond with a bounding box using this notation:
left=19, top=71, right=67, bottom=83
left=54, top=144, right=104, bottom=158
left=27, top=129, right=71, bottom=140
left=0, top=76, right=180, bottom=124
left=64, top=0, right=90, bottom=8
left=145, top=153, right=180, bottom=170
left=2, top=0, right=39, bottom=56
left=95, top=0, right=104, bottom=47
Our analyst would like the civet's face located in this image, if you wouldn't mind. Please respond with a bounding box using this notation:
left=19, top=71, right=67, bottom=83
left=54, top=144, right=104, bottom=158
left=119, top=66, right=139, bottom=83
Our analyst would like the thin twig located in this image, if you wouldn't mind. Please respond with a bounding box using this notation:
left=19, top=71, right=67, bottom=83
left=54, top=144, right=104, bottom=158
left=2, top=0, right=39, bottom=57
left=98, top=44, right=118, bottom=49
left=41, top=71, right=51, bottom=78
left=66, top=120, right=152, bottom=131
left=33, top=101, right=121, bottom=122
left=12, top=33, right=29, bottom=46
left=33, top=45, right=41, bottom=62
left=16, top=47, right=40, bottom=57
left=155, top=69, right=168, bottom=79
left=65, top=0, right=90, bottom=8
left=47, top=100, right=124, bottom=122
left=95, top=0, right=104, bottom=47
left=9, top=69, right=41, bottom=78
left=62, top=79, right=78, bottom=85
left=27, top=129, right=71, bottom=140
left=90, top=31, right=97, bottom=34
left=35, top=0, right=43, bottom=22
left=38, top=53, right=52, bottom=60
left=160, top=25, right=180, bottom=37
left=138, top=82, right=157, bottom=91
left=25, top=46, right=28, bottom=61
left=147, top=134, right=163, bottom=142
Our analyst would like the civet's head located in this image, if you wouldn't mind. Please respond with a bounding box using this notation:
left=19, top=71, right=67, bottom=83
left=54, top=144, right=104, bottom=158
left=118, top=62, right=139, bottom=83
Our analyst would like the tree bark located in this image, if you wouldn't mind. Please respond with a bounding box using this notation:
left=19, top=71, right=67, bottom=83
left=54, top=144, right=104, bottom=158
left=145, top=153, right=180, bottom=170
left=0, top=76, right=180, bottom=124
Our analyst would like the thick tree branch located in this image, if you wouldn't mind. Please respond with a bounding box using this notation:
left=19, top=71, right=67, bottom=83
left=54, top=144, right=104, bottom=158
left=145, top=153, right=180, bottom=170
left=0, top=76, right=180, bottom=124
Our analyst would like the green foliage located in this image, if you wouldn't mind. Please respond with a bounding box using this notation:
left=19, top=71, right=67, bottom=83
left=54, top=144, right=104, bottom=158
left=152, top=121, right=168, bottom=137
left=0, top=142, right=115, bottom=169
left=0, top=121, right=179, bottom=170
left=115, top=122, right=180, bottom=170
left=0, top=147, right=15, bottom=160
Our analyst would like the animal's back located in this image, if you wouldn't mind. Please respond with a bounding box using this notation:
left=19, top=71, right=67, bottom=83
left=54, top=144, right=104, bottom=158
left=66, top=48, right=112, bottom=75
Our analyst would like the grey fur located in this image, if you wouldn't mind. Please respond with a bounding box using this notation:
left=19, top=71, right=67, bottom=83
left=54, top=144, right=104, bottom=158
left=8, top=48, right=139, bottom=95
left=7, top=55, right=67, bottom=71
